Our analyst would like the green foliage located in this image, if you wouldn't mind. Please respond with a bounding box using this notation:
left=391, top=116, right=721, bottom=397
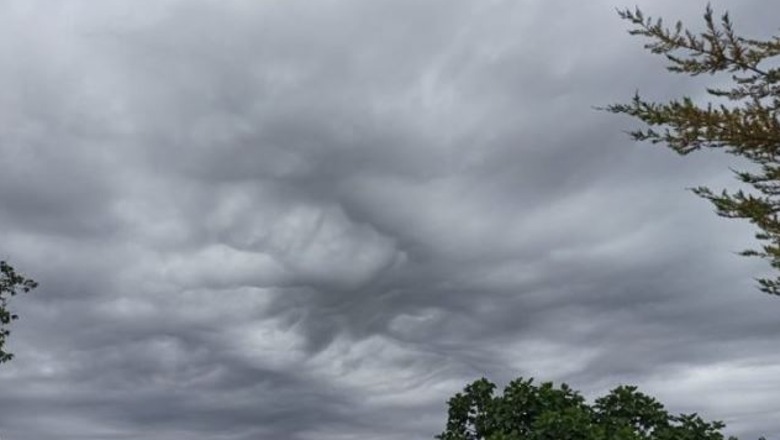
left=604, top=6, right=780, bottom=295
left=436, top=377, right=749, bottom=440
left=0, top=261, right=37, bottom=364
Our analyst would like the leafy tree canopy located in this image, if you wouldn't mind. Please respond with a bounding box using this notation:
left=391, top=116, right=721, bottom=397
left=605, top=6, right=780, bottom=294
left=436, top=377, right=761, bottom=440
left=0, top=260, right=37, bottom=364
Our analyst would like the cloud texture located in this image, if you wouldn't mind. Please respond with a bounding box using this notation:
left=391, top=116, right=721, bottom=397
left=1, top=1, right=778, bottom=439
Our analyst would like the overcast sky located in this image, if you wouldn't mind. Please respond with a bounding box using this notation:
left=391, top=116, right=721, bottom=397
left=1, top=1, right=779, bottom=439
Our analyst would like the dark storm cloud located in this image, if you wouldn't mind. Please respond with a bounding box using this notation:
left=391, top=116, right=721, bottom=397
left=1, top=0, right=779, bottom=439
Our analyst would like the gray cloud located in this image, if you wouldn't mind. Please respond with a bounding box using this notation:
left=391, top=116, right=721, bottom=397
left=0, top=0, right=778, bottom=439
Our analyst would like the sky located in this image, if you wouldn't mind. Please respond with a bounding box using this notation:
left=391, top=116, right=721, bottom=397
left=0, top=1, right=779, bottom=439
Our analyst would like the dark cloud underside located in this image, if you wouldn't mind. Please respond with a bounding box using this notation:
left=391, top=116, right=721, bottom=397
left=0, top=1, right=778, bottom=439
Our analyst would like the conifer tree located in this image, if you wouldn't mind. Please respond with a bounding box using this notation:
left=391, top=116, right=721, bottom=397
left=606, top=6, right=780, bottom=294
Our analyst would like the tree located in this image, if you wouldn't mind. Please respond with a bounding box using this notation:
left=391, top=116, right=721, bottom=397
left=0, top=260, right=37, bottom=364
left=436, top=377, right=758, bottom=440
left=604, top=6, right=780, bottom=294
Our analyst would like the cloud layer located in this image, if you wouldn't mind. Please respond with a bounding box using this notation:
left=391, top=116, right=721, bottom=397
left=0, top=1, right=778, bottom=439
